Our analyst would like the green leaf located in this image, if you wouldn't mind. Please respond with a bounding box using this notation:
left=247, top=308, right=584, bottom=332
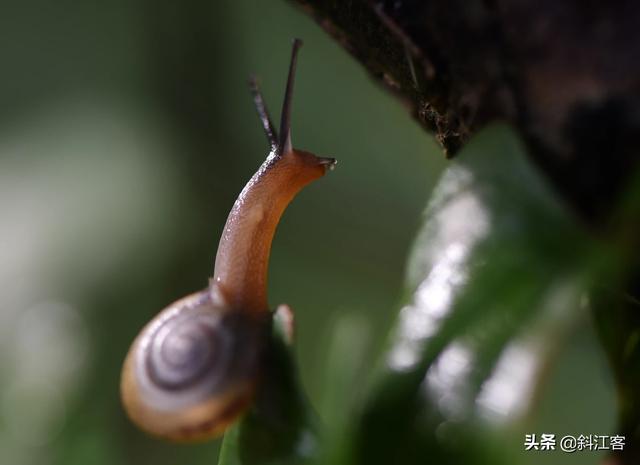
left=349, top=123, right=591, bottom=465
left=218, top=424, right=241, bottom=465
left=217, top=307, right=318, bottom=465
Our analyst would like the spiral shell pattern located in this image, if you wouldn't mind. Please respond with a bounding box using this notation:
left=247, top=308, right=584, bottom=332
left=121, top=289, right=265, bottom=440
left=146, top=309, right=220, bottom=390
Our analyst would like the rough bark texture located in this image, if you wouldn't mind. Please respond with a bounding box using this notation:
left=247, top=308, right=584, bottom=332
left=290, top=0, right=640, bottom=224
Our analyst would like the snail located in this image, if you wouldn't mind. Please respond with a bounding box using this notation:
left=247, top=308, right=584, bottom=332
left=120, top=39, right=336, bottom=441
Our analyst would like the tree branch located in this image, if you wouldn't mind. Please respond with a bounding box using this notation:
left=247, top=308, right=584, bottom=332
left=290, top=0, right=640, bottom=223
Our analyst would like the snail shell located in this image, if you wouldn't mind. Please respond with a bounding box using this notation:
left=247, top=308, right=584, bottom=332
left=121, top=289, right=267, bottom=441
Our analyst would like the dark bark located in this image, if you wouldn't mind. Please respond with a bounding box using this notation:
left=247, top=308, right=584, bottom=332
left=290, top=0, right=640, bottom=224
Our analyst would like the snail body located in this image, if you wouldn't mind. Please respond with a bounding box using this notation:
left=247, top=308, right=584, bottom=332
left=120, top=39, right=335, bottom=441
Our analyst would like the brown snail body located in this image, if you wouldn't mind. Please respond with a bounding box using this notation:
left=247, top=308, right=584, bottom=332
left=120, top=39, right=335, bottom=441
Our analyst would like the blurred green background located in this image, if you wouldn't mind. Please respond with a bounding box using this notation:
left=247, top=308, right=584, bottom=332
left=0, top=1, right=442, bottom=464
left=0, top=1, right=617, bottom=465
